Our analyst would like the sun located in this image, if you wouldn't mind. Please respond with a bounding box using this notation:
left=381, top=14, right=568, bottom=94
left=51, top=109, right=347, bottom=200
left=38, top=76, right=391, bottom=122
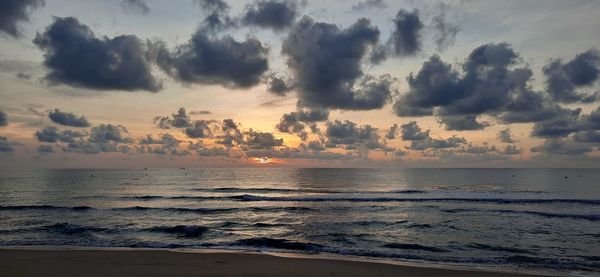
left=256, top=157, right=271, bottom=164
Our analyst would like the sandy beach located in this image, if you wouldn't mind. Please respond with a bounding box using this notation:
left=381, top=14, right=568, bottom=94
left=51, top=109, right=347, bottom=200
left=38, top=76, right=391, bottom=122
left=0, top=248, right=551, bottom=277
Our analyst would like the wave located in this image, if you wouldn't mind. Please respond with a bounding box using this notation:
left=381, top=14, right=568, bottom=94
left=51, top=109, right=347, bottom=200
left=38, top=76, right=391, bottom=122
left=230, top=194, right=600, bottom=205
left=382, top=243, right=447, bottom=252
left=191, top=187, right=428, bottom=194
left=468, top=243, right=534, bottom=254
left=232, top=237, right=323, bottom=251
left=442, top=208, right=600, bottom=222
left=0, top=205, right=94, bottom=211
left=144, top=225, right=208, bottom=238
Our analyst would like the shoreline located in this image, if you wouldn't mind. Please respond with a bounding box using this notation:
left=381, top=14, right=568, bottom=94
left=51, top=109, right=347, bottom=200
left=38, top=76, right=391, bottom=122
left=0, top=246, right=557, bottom=277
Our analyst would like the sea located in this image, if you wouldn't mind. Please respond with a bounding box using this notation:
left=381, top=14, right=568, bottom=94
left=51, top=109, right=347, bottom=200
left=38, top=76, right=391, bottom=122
left=0, top=168, right=598, bottom=275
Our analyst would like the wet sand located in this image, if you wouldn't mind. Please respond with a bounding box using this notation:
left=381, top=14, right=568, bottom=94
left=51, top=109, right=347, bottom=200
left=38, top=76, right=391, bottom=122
left=0, top=248, right=552, bottom=277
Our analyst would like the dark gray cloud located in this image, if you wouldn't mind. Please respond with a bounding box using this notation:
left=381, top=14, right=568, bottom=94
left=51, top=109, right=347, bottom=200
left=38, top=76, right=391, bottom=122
left=400, top=121, right=429, bottom=141
left=325, top=120, right=389, bottom=152
left=282, top=17, right=394, bottom=110
left=398, top=121, right=467, bottom=150
left=243, top=130, right=284, bottom=149
left=138, top=133, right=183, bottom=156
left=393, top=43, right=563, bottom=131
left=216, top=119, right=243, bottom=146
left=121, top=0, right=150, bottom=15
left=573, top=130, right=600, bottom=143
left=276, top=108, right=329, bottom=140
left=34, top=17, right=162, bottom=92
left=531, top=108, right=581, bottom=138
left=531, top=138, right=594, bottom=155
left=88, top=124, right=132, bottom=143
left=185, top=120, right=214, bottom=138
left=390, top=9, right=424, bottom=57
left=0, top=0, right=44, bottom=38
left=351, top=0, right=386, bottom=11
left=242, top=0, right=300, bottom=31
left=406, top=135, right=467, bottom=151
left=37, top=144, right=54, bottom=154
left=497, top=128, right=516, bottom=143
left=190, top=110, right=212, bottom=115
left=385, top=124, right=398, bottom=139
left=155, top=29, right=269, bottom=88
left=266, top=75, right=295, bottom=96
left=48, top=109, right=90, bottom=127
left=0, top=111, right=7, bottom=126
left=306, top=140, right=325, bottom=151
left=63, top=141, right=129, bottom=154
left=0, top=136, right=15, bottom=153
left=154, top=108, right=191, bottom=129
left=543, top=49, right=600, bottom=103
left=438, top=115, right=490, bottom=131
left=431, top=3, right=460, bottom=51
left=139, top=133, right=180, bottom=148
left=35, top=126, right=86, bottom=143
left=194, top=0, right=237, bottom=32
left=499, top=145, right=522, bottom=155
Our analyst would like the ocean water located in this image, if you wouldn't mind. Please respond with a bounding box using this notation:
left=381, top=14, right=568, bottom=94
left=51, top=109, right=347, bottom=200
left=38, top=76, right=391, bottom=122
left=0, top=168, right=599, bottom=274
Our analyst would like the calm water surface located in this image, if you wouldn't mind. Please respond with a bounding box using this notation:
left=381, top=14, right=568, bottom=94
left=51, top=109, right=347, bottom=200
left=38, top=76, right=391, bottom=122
left=0, top=168, right=599, bottom=274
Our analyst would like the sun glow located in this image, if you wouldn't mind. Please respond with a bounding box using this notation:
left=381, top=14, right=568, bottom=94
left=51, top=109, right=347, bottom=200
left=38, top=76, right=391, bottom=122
left=256, top=157, right=271, bottom=164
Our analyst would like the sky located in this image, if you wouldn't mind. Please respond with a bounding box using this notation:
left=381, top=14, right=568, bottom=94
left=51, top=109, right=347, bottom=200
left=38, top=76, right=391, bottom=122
left=0, top=0, right=599, bottom=168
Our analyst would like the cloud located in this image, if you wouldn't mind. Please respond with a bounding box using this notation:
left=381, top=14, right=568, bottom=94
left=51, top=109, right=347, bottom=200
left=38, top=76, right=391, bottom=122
left=190, top=110, right=212, bottom=115
left=88, top=124, right=132, bottom=143
left=35, top=126, right=86, bottom=143
left=139, top=133, right=180, bottom=148
left=154, top=107, right=191, bottom=129
left=543, top=49, right=600, bottom=103
left=266, top=74, right=295, bottom=96
left=282, top=17, right=394, bottom=110
left=0, top=136, right=15, bottom=153
left=325, top=120, right=389, bottom=153
left=531, top=108, right=581, bottom=138
left=431, top=3, right=460, bottom=51
left=63, top=141, right=129, bottom=154
left=138, top=133, right=183, bottom=156
left=121, top=0, right=150, bottom=15
left=0, top=0, right=44, bottom=38
left=276, top=108, right=329, bottom=140
left=399, top=121, right=429, bottom=140
left=0, top=111, right=7, bottom=126
left=385, top=124, right=398, bottom=139
left=390, top=9, right=424, bottom=57
left=48, top=109, right=90, bottom=127
left=244, top=130, right=284, bottom=149
left=196, top=146, right=229, bottom=157
left=406, top=136, right=467, bottom=150
left=438, top=115, right=490, bottom=131
left=16, top=72, right=31, bottom=79
left=397, top=121, right=467, bottom=150
left=351, top=0, right=386, bottom=11
left=393, top=43, right=564, bottom=130
left=37, top=144, right=55, bottom=154
left=499, top=145, right=521, bottom=155
left=155, top=29, right=269, bottom=88
left=33, top=17, right=162, bottom=92
left=573, top=130, right=600, bottom=143
left=185, top=120, right=214, bottom=138
left=531, top=138, right=594, bottom=156
left=306, top=140, right=325, bottom=151
left=193, top=0, right=237, bottom=32
left=497, top=128, right=516, bottom=143
left=242, top=0, right=301, bottom=31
